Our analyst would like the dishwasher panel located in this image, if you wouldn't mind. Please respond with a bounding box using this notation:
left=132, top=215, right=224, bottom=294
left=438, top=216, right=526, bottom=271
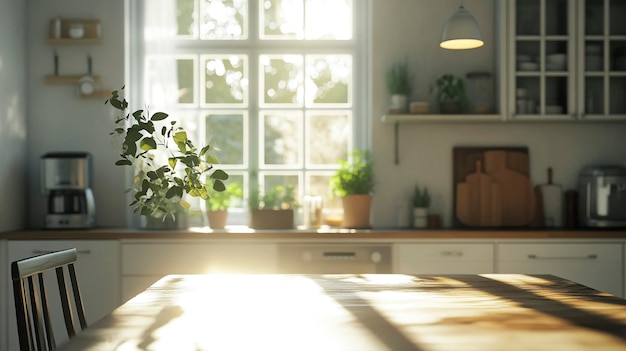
left=278, top=244, right=392, bottom=273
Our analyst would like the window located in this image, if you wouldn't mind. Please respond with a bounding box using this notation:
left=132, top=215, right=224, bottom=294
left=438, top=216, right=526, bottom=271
left=129, top=0, right=366, bottom=225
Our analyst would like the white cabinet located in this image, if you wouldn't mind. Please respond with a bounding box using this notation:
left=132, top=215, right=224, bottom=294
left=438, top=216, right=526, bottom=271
left=394, top=243, right=494, bottom=274
left=121, top=240, right=278, bottom=302
left=508, top=0, right=626, bottom=121
left=3, top=240, right=119, bottom=351
left=496, top=242, right=623, bottom=297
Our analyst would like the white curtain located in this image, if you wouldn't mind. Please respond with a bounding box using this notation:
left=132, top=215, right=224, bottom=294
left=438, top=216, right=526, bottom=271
left=140, top=0, right=179, bottom=110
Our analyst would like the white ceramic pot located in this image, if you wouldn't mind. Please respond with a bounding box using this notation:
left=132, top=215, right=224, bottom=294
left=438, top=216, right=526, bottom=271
left=413, top=207, right=428, bottom=228
left=390, top=94, right=407, bottom=112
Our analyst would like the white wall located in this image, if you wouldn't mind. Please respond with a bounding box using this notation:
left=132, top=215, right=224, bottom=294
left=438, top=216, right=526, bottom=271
left=26, top=0, right=126, bottom=228
left=0, top=0, right=27, bottom=232
left=18, top=0, right=626, bottom=229
left=370, top=0, right=626, bottom=228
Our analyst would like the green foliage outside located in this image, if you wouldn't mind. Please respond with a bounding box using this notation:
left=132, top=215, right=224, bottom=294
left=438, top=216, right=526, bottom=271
left=206, top=181, right=243, bottom=211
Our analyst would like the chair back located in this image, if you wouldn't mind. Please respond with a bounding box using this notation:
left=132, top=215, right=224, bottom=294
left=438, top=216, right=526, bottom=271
left=11, top=248, right=88, bottom=351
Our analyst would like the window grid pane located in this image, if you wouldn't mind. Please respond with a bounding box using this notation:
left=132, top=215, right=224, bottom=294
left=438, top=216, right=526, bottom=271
left=140, top=0, right=356, bottom=219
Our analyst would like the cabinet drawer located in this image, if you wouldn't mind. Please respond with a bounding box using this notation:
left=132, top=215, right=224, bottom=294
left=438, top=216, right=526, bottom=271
left=497, top=243, right=623, bottom=297
left=395, top=243, right=494, bottom=274
left=122, top=242, right=278, bottom=275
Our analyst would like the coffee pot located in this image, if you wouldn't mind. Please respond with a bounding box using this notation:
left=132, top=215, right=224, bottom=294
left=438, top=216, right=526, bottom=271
left=41, top=152, right=96, bottom=229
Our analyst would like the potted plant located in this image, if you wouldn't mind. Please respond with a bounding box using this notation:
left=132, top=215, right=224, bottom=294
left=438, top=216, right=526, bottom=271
left=206, top=181, right=243, bottom=229
left=431, top=73, right=467, bottom=114
left=329, top=149, right=375, bottom=229
left=249, top=184, right=297, bottom=229
left=105, top=87, right=229, bottom=229
left=412, top=184, right=431, bottom=228
left=386, top=59, right=413, bottom=113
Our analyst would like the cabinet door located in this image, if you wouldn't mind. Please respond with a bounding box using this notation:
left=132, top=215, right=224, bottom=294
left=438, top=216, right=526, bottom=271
left=5, top=240, right=119, bottom=351
left=578, top=0, right=626, bottom=120
left=121, top=242, right=277, bottom=301
left=509, top=0, right=576, bottom=120
left=394, top=243, right=494, bottom=274
left=497, top=243, right=623, bottom=297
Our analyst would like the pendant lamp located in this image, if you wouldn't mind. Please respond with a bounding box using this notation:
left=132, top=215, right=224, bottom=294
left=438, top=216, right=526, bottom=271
left=440, top=0, right=484, bottom=50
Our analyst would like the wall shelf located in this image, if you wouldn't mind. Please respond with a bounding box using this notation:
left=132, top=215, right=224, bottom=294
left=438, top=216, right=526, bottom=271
left=381, top=114, right=503, bottom=124
left=44, top=75, right=101, bottom=85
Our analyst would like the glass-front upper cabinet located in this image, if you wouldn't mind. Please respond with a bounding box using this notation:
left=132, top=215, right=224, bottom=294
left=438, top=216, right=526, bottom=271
left=509, top=0, right=576, bottom=120
left=579, top=0, right=626, bottom=120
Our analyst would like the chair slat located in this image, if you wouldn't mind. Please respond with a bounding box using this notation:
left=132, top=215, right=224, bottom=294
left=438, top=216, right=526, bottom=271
left=11, top=248, right=87, bottom=351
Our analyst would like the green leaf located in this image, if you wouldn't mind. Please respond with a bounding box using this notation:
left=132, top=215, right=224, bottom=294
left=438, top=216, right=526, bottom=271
left=140, top=137, right=157, bottom=151
left=210, top=169, right=229, bottom=181
left=205, top=155, right=219, bottom=164
left=151, top=112, right=168, bottom=121
left=166, top=186, right=183, bottom=199
left=115, top=159, right=132, bottom=166
left=212, top=179, right=226, bottom=192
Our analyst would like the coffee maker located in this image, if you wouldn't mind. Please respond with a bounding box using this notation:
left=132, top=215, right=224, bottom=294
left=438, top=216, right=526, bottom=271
left=41, top=152, right=96, bottom=229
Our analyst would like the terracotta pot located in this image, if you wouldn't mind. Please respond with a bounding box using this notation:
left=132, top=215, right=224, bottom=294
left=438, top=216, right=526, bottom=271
left=249, top=209, right=294, bottom=229
left=207, top=210, right=228, bottom=229
left=341, top=194, right=372, bottom=229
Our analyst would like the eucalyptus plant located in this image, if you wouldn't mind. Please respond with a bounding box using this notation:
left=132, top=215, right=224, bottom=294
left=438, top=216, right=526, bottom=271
left=105, top=87, right=228, bottom=221
left=330, top=149, right=375, bottom=197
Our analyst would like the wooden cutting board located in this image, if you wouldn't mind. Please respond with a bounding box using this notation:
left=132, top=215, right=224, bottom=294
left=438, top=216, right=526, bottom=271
left=456, top=160, right=501, bottom=227
left=483, top=150, right=535, bottom=226
left=453, top=147, right=534, bottom=227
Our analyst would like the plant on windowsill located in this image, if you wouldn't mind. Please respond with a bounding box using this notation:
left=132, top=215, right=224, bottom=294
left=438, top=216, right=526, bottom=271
left=386, top=58, right=414, bottom=114
left=329, top=148, right=375, bottom=229
left=430, top=73, right=467, bottom=114
left=105, top=87, right=229, bottom=229
left=412, top=184, right=431, bottom=228
left=205, top=181, right=243, bottom=230
left=248, top=184, right=297, bottom=230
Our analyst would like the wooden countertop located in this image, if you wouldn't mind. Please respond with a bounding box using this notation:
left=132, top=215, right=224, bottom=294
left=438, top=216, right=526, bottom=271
left=2, top=227, right=626, bottom=240
left=57, top=274, right=626, bottom=351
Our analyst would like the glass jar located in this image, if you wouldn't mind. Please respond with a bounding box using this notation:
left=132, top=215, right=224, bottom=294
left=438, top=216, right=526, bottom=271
left=466, top=72, right=494, bottom=114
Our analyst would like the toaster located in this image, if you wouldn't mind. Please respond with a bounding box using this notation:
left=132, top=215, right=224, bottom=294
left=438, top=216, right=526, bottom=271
left=578, top=165, right=626, bottom=227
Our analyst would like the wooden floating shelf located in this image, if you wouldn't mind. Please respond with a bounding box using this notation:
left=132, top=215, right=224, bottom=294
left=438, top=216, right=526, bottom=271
left=81, top=90, right=111, bottom=99
left=48, top=18, right=101, bottom=44
left=381, top=114, right=504, bottom=124
left=45, top=75, right=101, bottom=85
left=47, top=38, right=101, bottom=45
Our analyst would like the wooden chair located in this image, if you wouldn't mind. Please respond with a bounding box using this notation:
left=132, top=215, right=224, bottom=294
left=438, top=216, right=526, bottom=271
left=11, top=248, right=88, bottom=351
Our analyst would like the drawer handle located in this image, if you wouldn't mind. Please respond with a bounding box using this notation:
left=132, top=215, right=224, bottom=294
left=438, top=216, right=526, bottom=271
left=527, top=254, right=597, bottom=260
left=33, top=249, right=92, bottom=255
left=441, top=251, right=463, bottom=257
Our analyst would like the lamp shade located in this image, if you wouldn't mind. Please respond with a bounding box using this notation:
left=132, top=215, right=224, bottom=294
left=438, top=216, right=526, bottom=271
left=440, top=4, right=484, bottom=50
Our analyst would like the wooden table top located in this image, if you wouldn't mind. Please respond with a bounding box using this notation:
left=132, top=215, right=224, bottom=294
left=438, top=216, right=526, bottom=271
left=58, top=274, right=626, bottom=351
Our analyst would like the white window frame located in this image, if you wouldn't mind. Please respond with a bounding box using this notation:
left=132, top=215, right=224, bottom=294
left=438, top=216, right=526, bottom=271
left=125, top=0, right=370, bottom=226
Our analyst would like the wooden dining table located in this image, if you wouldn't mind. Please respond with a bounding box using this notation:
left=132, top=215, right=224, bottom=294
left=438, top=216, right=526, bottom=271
left=58, top=274, right=626, bottom=351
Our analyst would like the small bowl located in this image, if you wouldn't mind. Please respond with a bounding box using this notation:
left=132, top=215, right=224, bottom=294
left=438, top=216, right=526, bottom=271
left=586, top=44, right=602, bottom=55
left=519, top=62, right=539, bottom=71
left=547, top=53, right=567, bottom=66
left=516, top=54, right=532, bottom=63
left=546, top=62, right=565, bottom=71
left=545, top=105, right=563, bottom=114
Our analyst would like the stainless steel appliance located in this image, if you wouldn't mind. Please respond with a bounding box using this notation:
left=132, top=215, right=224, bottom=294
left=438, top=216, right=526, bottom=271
left=41, top=152, right=96, bottom=229
left=278, top=244, right=391, bottom=273
left=578, top=165, right=626, bottom=227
